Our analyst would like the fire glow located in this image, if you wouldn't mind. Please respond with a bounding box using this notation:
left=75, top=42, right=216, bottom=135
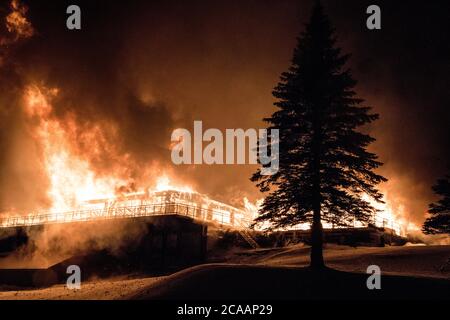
left=0, top=83, right=413, bottom=236
left=24, top=85, right=124, bottom=212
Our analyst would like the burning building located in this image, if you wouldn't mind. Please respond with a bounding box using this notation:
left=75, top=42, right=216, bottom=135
left=0, top=184, right=408, bottom=263
left=0, top=187, right=257, bottom=262
left=0, top=189, right=254, bottom=230
left=0, top=1, right=418, bottom=279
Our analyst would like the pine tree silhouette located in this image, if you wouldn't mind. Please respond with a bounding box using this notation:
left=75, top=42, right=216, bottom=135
left=251, top=2, right=386, bottom=268
left=423, top=173, right=450, bottom=234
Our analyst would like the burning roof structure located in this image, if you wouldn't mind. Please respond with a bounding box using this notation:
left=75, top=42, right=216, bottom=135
left=0, top=189, right=254, bottom=229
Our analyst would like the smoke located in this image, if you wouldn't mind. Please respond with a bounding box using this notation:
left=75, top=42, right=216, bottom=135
left=0, top=0, right=50, bottom=212
left=323, top=0, right=450, bottom=227
left=0, top=0, right=179, bottom=265
left=0, top=220, right=148, bottom=268
left=0, top=0, right=185, bottom=213
left=0, top=0, right=449, bottom=233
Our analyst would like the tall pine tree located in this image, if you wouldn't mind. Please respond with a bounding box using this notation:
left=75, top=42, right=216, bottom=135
left=251, top=2, right=386, bottom=268
left=423, top=174, right=450, bottom=234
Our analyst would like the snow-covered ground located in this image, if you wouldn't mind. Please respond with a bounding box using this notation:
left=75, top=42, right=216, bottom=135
left=0, top=244, right=449, bottom=299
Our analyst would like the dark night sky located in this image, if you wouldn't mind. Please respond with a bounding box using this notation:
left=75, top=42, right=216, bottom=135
left=0, top=0, right=449, bottom=226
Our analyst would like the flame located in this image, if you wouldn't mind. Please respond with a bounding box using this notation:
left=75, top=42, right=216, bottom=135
left=245, top=193, right=415, bottom=236
left=23, top=85, right=124, bottom=212
left=0, top=84, right=418, bottom=236
left=5, top=0, right=34, bottom=40
left=243, top=197, right=263, bottom=220
left=154, top=175, right=193, bottom=193
left=362, top=193, right=420, bottom=236
left=362, top=193, right=402, bottom=235
left=23, top=86, right=57, bottom=117
left=0, top=84, right=208, bottom=226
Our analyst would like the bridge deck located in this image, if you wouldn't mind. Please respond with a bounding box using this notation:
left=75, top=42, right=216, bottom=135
left=0, top=202, right=251, bottom=229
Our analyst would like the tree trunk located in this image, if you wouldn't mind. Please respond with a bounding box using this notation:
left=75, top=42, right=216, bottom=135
left=310, top=129, right=325, bottom=269
left=311, top=96, right=324, bottom=269
left=310, top=207, right=325, bottom=269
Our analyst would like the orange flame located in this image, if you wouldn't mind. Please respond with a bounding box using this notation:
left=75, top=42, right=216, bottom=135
left=155, top=175, right=193, bottom=193
left=5, top=0, right=34, bottom=40
left=0, top=84, right=417, bottom=237
left=23, top=85, right=125, bottom=212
